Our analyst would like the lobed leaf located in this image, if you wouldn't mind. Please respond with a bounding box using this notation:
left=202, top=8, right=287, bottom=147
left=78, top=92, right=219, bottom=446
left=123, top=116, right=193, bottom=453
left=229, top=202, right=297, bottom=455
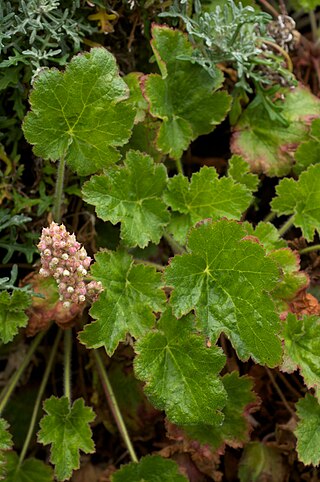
left=0, top=291, right=31, bottom=343
left=295, top=394, right=320, bottom=466
left=231, top=85, right=320, bottom=177
left=185, top=372, right=257, bottom=450
left=243, top=222, right=287, bottom=252
left=268, top=249, right=308, bottom=302
left=134, top=308, right=227, bottom=426
left=142, top=25, right=231, bottom=160
left=283, top=313, right=320, bottom=398
left=164, top=166, right=252, bottom=244
left=294, top=119, right=320, bottom=175
left=23, top=48, right=135, bottom=176
left=228, top=155, right=259, bottom=192
left=238, top=442, right=285, bottom=482
left=0, top=418, right=13, bottom=480
left=271, top=163, right=320, bottom=241
left=4, top=452, right=53, bottom=482
left=79, top=250, right=165, bottom=355
left=111, top=455, right=188, bottom=481
left=165, top=219, right=282, bottom=365
left=38, top=396, right=95, bottom=481
left=82, top=150, right=169, bottom=248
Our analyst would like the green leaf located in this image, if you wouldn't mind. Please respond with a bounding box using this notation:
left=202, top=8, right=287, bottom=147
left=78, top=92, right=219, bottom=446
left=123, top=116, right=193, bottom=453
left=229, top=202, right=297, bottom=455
left=134, top=308, right=227, bottom=426
left=164, top=166, right=252, bottom=244
left=295, top=0, right=320, bottom=11
left=111, top=455, right=188, bottom=481
left=238, top=442, right=285, bottom=482
left=244, top=223, right=307, bottom=303
left=122, top=119, right=164, bottom=162
left=294, top=119, right=320, bottom=175
left=82, top=150, right=169, bottom=248
left=79, top=250, right=165, bottom=355
left=4, top=452, right=53, bottom=482
left=38, top=396, right=95, bottom=481
left=268, top=249, right=307, bottom=302
left=243, top=222, right=287, bottom=252
left=165, top=219, right=282, bottom=365
left=0, top=418, right=13, bottom=480
left=283, top=313, right=320, bottom=398
left=185, top=372, right=257, bottom=450
left=143, top=25, right=231, bottom=159
left=23, top=48, right=135, bottom=176
left=271, top=164, right=320, bottom=241
left=0, top=291, right=31, bottom=343
left=295, top=394, right=320, bottom=466
left=231, top=85, right=320, bottom=177
left=228, top=155, right=259, bottom=191
left=124, top=72, right=148, bottom=124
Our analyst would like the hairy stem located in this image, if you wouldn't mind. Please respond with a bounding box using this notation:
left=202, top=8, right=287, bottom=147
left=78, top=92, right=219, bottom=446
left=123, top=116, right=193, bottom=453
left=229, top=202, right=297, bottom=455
left=163, top=231, right=186, bottom=254
left=64, top=328, right=72, bottom=403
left=263, top=211, right=276, bottom=223
left=278, top=215, right=295, bottom=237
left=175, top=157, right=184, bottom=175
left=93, top=349, right=138, bottom=463
left=18, top=329, right=62, bottom=467
left=299, top=244, right=320, bottom=254
left=53, top=155, right=66, bottom=223
left=0, top=331, right=45, bottom=414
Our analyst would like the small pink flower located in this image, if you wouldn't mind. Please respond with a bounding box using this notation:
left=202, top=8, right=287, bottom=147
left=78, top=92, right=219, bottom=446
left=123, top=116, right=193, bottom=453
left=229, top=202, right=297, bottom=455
left=38, top=222, right=103, bottom=306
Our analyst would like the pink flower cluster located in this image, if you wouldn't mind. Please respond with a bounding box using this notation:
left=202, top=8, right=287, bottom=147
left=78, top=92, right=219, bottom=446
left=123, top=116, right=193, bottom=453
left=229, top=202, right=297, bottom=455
left=38, top=222, right=103, bottom=308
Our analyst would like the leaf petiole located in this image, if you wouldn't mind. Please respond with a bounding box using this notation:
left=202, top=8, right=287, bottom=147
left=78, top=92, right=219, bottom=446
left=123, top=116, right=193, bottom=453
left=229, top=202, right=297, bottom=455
left=52, top=154, right=66, bottom=224
left=299, top=244, right=320, bottom=255
left=278, top=215, right=295, bottom=237
left=64, top=328, right=72, bottom=403
left=0, top=331, right=45, bottom=414
left=18, top=329, right=62, bottom=468
left=93, top=349, right=138, bottom=463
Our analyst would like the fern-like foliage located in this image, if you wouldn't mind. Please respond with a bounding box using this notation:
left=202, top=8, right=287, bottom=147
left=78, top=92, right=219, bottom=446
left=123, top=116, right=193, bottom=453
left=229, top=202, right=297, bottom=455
left=161, top=0, right=296, bottom=123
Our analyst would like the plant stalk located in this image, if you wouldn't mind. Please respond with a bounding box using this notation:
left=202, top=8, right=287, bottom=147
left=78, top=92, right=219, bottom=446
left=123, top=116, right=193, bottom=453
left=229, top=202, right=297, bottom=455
left=18, top=329, right=62, bottom=467
left=53, top=155, right=66, bottom=223
left=263, top=211, right=276, bottom=223
left=265, top=367, right=296, bottom=417
left=0, top=331, right=45, bottom=414
left=278, top=215, right=295, bottom=237
left=309, top=10, right=318, bottom=43
left=175, top=157, right=184, bottom=175
left=163, top=231, right=186, bottom=254
left=93, top=349, right=138, bottom=463
left=299, top=244, right=320, bottom=254
left=64, top=328, right=72, bottom=403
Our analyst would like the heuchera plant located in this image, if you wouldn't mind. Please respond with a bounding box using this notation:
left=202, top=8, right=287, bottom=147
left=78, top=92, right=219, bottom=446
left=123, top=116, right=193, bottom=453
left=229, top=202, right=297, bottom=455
left=2, top=4, right=320, bottom=481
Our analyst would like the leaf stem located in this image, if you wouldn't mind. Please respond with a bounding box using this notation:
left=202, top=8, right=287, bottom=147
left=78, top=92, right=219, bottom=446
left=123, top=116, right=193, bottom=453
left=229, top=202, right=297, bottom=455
left=18, top=329, right=62, bottom=467
left=256, top=0, right=279, bottom=17
left=93, top=349, right=138, bottom=463
left=175, top=157, right=184, bottom=175
left=53, top=154, right=66, bottom=223
left=64, top=328, right=72, bottom=403
left=163, top=231, right=186, bottom=254
left=265, top=367, right=296, bottom=417
left=309, top=11, right=318, bottom=43
left=0, top=331, right=45, bottom=414
left=278, top=215, right=295, bottom=237
left=263, top=211, right=276, bottom=223
left=299, top=244, right=320, bottom=254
